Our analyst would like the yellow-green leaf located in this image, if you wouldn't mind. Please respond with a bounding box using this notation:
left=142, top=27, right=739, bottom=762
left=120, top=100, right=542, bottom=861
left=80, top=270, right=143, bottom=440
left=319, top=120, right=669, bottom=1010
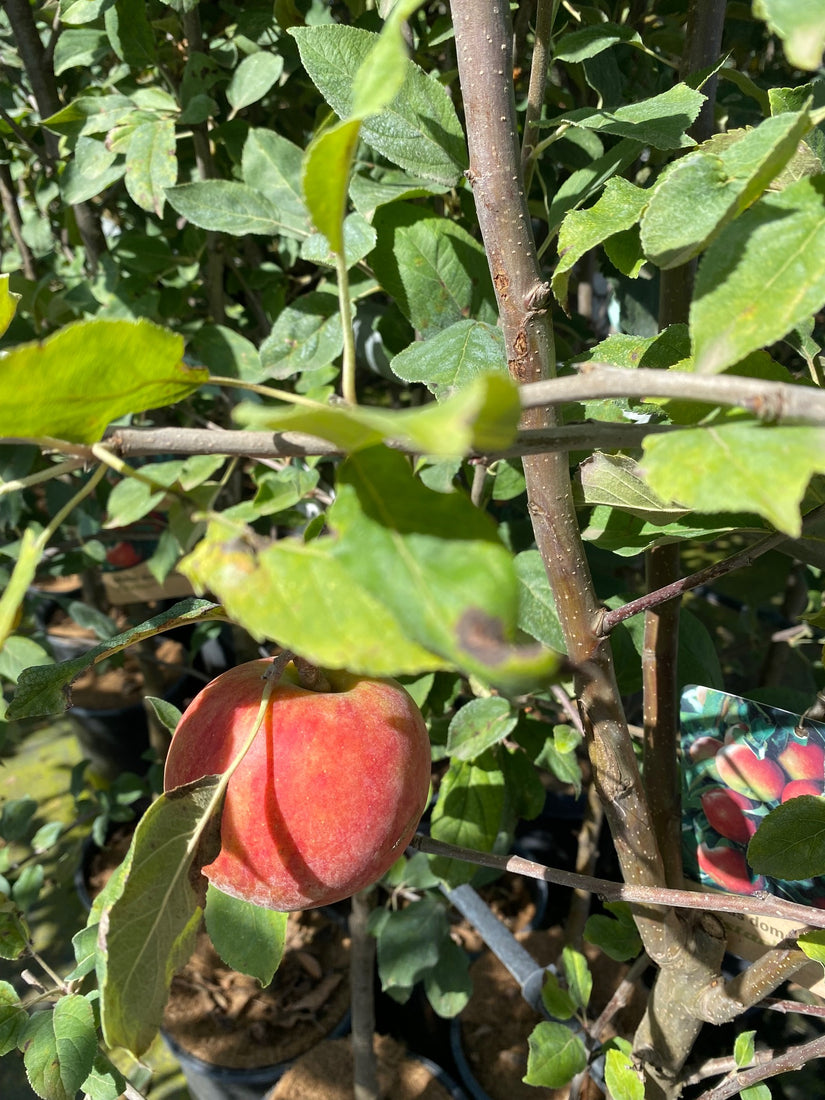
left=0, top=319, right=206, bottom=443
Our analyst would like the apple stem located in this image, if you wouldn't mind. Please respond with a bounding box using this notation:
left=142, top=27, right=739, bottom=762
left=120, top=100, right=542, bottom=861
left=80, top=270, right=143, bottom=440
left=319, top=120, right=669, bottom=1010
left=265, top=649, right=295, bottom=685
left=293, top=656, right=332, bottom=693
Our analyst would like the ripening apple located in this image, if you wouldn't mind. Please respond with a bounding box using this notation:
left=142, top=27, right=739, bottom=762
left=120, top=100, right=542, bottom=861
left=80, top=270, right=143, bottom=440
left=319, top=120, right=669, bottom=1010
left=777, top=738, right=825, bottom=783
left=164, top=658, right=432, bottom=912
left=714, top=742, right=785, bottom=803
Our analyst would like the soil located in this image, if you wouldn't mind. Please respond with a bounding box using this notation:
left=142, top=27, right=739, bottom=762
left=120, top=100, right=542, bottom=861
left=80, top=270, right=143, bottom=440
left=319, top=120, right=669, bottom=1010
left=69, top=636, right=188, bottom=711
left=267, top=1034, right=457, bottom=1100
left=83, top=821, right=139, bottom=901
left=162, top=912, right=351, bottom=1070
left=457, top=928, right=647, bottom=1100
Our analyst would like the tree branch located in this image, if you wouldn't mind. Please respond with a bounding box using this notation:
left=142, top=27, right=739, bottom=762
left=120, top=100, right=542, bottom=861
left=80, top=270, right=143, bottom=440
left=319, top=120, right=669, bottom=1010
left=520, top=365, right=825, bottom=424
left=451, top=0, right=670, bottom=966
left=693, top=1032, right=825, bottom=1100
left=409, top=833, right=825, bottom=931
left=598, top=503, right=825, bottom=632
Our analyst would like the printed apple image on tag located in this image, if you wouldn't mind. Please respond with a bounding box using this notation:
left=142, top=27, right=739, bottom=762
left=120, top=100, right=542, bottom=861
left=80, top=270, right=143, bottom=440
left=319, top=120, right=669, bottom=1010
left=681, top=685, right=825, bottom=994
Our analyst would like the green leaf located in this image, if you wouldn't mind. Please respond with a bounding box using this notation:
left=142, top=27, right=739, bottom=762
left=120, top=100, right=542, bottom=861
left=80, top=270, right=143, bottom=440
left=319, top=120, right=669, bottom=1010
left=373, top=895, right=446, bottom=990
left=642, top=423, right=825, bottom=536
left=747, top=795, right=825, bottom=879
left=541, top=972, right=577, bottom=1020
left=429, top=753, right=505, bottom=885
left=0, top=319, right=205, bottom=445
left=514, top=550, right=566, bottom=653
left=0, top=900, right=29, bottom=960
left=554, top=22, right=642, bottom=62
left=534, top=726, right=582, bottom=795
left=43, top=94, right=134, bottom=138
left=19, top=995, right=97, bottom=1100
left=9, top=598, right=222, bottom=720
left=734, top=1030, right=757, bottom=1069
left=241, top=129, right=311, bottom=239
left=329, top=447, right=559, bottom=689
left=188, top=324, right=263, bottom=382
left=604, top=1046, right=644, bottom=1100
left=67, top=925, right=100, bottom=982
left=60, top=137, right=123, bottom=205
left=584, top=901, right=643, bottom=962
left=124, top=118, right=177, bottom=216
left=798, top=928, right=825, bottom=968
left=524, top=1021, right=588, bottom=1088
left=371, top=203, right=497, bottom=334
left=547, top=138, right=641, bottom=235
left=0, top=273, right=20, bottom=338
left=740, top=1085, right=772, bottom=1100
left=577, top=453, right=688, bottom=520
left=204, top=884, right=287, bottom=987
left=98, top=779, right=224, bottom=1055
left=0, top=796, right=37, bottom=842
left=0, top=530, right=44, bottom=654
left=349, top=167, right=446, bottom=219
left=390, top=319, right=508, bottom=398
left=166, top=181, right=282, bottom=236
left=226, top=52, right=284, bottom=113
left=0, top=981, right=26, bottom=1056
left=80, top=1051, right=127, bottom=1100
left=145, top=697, right=183, bottom=738
left=258, top=290, right=344, bottom=380
left=351, top=0, right=422, bottom=119
left=553, top=177, right=648, bottom=304
left=53, top=28, right=108, bottom=74
left=753, top=0, right=825, bottom=70
left=692, top=176, right=825, bottom=374
left=551, top=83, right=705, bottom=150
left=104, top=0, right=156, bottom=68
left=300, top=213, right=377, bottom=270
left=291, top=25, right=466, bottom=185
left=180, top=519, right=448, bottom=676
left=447, top=696, right=517, bottom=761
left=234, top=373, right=520, bottom=456
left=562, top=946, right=592, bottom=1011
left=422, top=936, right=472, bottom=1019
left=641, top=111, right=812, bottom=269
left=302, top=118, right=362, bottom=252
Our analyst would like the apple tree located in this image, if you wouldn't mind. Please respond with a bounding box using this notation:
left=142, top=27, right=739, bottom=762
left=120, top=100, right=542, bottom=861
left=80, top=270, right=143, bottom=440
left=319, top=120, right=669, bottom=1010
left=2, top=1, right=825, bottom=1098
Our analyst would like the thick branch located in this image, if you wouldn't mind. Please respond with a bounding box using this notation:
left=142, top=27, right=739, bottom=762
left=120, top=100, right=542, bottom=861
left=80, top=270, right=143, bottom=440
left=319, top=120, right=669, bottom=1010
left=451, top=0, right=669, bottom=962
left=642, top=543, right=683, bottom=888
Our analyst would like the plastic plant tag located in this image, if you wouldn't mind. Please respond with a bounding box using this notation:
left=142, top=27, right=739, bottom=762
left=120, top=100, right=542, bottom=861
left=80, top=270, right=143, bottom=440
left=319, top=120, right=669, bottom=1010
left=681, top=685, right=825, bottom=995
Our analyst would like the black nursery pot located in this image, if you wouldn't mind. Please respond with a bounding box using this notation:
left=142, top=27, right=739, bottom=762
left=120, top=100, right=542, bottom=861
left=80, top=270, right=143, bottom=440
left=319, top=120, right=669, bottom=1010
left=162, top=1013, right=351, bottom=1100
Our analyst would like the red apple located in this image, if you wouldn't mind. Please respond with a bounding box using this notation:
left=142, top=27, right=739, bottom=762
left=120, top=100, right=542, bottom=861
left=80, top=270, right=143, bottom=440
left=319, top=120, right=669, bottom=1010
left=714, top=743, right=785, bottom=803
left=777, top=738, right=825, bottom=782
left=781, top=778, right=824, bottom=802
left=696, top=842, right=766, bottom=896
left=701, top=787, right=758, bottom=844
left=688, top=736, right=724, bottom=762
left=164, top=658, right=431, bottom=912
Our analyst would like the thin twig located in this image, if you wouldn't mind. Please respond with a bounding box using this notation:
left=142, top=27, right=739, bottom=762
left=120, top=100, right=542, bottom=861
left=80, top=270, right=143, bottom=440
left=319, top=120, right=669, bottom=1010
left=693, top=1032, right=825, bottom=1100
left=408, top=833, right=825, bottom=931
left=589, top=951, right=650, bottom=1042
left=598, top=503, right=825, bottom=633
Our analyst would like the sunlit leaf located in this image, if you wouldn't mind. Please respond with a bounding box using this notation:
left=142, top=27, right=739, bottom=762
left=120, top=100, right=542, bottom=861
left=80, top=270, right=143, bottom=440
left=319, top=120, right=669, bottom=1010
left=0, top=320, right=204, bottom=444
